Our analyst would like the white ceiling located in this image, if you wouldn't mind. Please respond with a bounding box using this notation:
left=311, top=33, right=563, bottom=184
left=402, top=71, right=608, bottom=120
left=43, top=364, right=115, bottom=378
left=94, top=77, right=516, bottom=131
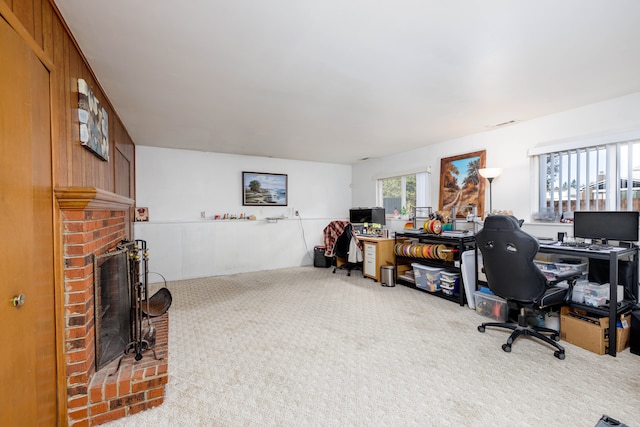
left=54, top=0, right=640, bottom=164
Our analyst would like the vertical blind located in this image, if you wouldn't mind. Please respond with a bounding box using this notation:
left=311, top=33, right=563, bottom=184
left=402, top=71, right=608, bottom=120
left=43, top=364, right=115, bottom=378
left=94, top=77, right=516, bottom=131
left=537, top=141, right=640, bottom=213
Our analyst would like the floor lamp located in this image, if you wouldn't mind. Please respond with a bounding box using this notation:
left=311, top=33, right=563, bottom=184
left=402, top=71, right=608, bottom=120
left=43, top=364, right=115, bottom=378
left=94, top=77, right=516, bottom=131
left=478, top=168, right=503, bottom=214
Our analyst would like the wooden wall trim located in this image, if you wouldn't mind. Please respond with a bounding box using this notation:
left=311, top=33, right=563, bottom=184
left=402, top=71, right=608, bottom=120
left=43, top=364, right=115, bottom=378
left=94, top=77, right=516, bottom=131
left=55, top=186, right=135, bottom=210
left=0, top=1, right=54, bottom=70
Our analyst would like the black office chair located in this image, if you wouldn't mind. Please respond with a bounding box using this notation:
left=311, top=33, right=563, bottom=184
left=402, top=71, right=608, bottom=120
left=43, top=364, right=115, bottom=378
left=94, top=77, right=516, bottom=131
left=332, top=224, right=362, bottom=276
left=476, top=215, right=581, bottom=359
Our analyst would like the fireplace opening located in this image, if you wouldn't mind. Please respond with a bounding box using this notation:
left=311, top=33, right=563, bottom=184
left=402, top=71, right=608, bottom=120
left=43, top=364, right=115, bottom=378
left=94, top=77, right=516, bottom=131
left=93, top=239, right=172, bottom=373
left=94, top=247, right=132, bottom=371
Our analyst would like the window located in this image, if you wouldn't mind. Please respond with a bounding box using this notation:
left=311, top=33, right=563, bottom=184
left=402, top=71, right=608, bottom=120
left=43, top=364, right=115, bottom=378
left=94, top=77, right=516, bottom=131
left=536, top=140, right=640, bottom=213
left=378, top=172, right=429, bottom=216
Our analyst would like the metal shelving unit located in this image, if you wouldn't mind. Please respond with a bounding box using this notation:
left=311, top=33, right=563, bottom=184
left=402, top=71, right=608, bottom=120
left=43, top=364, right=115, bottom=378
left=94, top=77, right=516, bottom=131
left=394, top=231, right=476, bottom=306
left=538, top=242, right=638, bottom=356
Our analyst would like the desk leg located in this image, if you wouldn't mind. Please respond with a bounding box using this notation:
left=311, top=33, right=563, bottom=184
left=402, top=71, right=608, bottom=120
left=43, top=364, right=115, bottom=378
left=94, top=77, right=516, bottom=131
left=608, top=255, right=618, bottom=356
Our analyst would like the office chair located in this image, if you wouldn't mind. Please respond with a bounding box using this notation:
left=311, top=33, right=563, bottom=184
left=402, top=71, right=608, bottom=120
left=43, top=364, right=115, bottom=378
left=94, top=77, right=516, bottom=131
left=475, top=215, right=581, bottom=360
left=332, top=223, right=362, bottom=276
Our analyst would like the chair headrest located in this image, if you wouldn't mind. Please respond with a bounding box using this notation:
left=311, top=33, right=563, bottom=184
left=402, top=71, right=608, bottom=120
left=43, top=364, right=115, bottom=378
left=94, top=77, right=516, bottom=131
left=482, top=215, right=523, bottom=231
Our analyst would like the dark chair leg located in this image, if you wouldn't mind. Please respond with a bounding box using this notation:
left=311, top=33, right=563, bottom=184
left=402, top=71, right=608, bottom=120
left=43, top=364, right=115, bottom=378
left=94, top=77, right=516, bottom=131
left=478, top=320, right=565, bottom=360
left=477, top=321, right=518, bottom=333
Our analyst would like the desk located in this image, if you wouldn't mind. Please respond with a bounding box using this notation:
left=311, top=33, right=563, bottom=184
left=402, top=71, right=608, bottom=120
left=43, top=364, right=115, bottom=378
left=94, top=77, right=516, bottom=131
left=538, top=242, right=638, bottom=356
left=357, top=236, right=395, bottom=282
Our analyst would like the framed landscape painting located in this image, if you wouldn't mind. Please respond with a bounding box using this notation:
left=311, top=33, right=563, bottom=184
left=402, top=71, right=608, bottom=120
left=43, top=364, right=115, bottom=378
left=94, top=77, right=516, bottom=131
left=242, top=172, right=288, bottom=206
left=438, top=150, right=486, bottom=218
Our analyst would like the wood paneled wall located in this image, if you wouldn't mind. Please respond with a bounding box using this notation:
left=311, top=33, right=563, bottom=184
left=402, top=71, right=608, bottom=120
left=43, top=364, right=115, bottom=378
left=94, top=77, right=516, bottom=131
left=2, top=0, right=136, bottom=199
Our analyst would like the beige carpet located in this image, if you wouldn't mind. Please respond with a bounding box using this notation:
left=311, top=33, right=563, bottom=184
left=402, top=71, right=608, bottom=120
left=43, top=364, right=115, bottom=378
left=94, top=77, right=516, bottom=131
left=105, top=266, right=640, bottom=426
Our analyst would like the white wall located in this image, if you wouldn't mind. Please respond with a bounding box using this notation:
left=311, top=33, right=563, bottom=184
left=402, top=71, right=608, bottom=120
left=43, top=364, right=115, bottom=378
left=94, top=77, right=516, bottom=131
left=352, top=92, right=640, bottom=229
left=137, top=92, right=640, bottom=280
left=135, top=147, right=352, bottom=280
left=135, top=146, right=351, bottom=221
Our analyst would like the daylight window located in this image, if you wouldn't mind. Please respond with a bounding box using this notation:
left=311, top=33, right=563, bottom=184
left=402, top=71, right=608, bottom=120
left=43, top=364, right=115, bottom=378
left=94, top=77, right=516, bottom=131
left=536, top=140, right=640, bottom=214
left=378, top=172, right=429, bottom=216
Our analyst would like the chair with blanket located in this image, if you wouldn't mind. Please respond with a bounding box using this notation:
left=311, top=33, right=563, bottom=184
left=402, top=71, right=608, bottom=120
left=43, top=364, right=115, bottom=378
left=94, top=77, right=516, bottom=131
left=331, top=223, right=363, bottom=276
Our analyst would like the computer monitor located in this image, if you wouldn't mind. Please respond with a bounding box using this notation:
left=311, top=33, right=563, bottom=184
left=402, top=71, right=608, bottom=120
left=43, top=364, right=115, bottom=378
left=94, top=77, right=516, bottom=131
left=573, top=211, right=639, bottom=243
left=349, top=207, right=385, bottom=225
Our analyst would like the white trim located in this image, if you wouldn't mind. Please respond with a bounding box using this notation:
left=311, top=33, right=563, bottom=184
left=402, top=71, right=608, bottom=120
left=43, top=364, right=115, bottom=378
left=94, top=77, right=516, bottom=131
left=528, top=129, right=640, bottom=156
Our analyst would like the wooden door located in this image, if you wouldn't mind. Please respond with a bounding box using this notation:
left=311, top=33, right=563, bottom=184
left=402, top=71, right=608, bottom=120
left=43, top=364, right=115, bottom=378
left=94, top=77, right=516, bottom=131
left=0, top=17, right=57, bottom=426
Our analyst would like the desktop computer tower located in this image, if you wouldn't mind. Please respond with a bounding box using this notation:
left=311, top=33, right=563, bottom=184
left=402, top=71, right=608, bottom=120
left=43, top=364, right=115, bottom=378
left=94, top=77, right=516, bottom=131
left=630, top=310, right=640, bottom=356
left=313, top=246, right=332, bottom=268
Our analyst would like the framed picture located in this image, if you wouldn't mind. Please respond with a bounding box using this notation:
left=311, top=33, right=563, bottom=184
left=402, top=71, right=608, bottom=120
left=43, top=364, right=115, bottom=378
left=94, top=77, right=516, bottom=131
left=438, top=150, right=486, bottom=218
left=77, top=79, right=109, bottom=161
left=134, top=207, right=149, bottom=222
left=242, top=172, right=288, bottom=206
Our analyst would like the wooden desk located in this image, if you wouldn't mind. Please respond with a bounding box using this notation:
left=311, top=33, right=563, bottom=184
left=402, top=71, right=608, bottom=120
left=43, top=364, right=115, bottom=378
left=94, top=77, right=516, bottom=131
left=357, top=236, right=395, bottom=282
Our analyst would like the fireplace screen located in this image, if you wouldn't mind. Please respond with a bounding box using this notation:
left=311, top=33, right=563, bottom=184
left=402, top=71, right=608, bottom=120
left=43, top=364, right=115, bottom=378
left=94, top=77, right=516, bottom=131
left=94, top=247, right=132, bottom=371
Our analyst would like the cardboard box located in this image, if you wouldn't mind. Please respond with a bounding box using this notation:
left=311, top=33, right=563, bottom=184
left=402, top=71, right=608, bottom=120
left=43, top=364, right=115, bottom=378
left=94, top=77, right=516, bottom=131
left=617, top=312, right=631, bottom=352
left=560, top=306, right=609, bottom=355
left=560, top=307, right=631, bottom=354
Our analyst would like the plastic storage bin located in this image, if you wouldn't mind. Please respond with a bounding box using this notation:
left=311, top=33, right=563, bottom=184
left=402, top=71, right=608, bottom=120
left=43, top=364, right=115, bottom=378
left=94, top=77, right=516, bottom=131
left=474, top=290, right=508, bottom=322
left=440, top=271, right=460, bottom=295
left=534, top=260, right=556, bottom=271
left=571, top=281, right=589, bottom=303
left=585, top=283, right=609, bottom=298
left=412, top=263, right=443, bottom=291
left=554, top=262, right=588, bottom=273
left=584, top=295, right=607, bottom=307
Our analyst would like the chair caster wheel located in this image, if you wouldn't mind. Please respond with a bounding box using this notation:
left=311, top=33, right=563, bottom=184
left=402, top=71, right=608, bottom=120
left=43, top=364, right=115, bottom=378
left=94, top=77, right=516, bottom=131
left=502, top=344, right=511, bottom=353
left=554, top=350, right=565, bottom=360
left=478, top=326, right=485, bottom=333
left=552, top=334, right=560, bottom=342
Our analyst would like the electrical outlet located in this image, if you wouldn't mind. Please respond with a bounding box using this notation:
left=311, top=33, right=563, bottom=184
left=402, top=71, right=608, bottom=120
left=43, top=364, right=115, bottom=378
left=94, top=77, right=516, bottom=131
left=295, top=210, right=300, bottom=216
left=200, top=211, right=206, bottom=218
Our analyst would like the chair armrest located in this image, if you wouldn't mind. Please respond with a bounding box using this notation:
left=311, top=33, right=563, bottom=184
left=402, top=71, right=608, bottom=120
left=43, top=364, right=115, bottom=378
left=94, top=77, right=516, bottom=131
left=549, top=269, right=582, bottom=285
left=547, top=268, right=582, bottom=303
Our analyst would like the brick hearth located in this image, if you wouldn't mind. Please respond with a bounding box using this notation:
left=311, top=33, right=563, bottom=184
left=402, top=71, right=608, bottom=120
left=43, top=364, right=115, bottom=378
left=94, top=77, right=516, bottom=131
left=56, top=188, right=168, bottom=426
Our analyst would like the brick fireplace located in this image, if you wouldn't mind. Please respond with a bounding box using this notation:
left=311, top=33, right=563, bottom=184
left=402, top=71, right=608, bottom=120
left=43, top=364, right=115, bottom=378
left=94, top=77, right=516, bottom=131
left=56, top=187, right=168, bottom=426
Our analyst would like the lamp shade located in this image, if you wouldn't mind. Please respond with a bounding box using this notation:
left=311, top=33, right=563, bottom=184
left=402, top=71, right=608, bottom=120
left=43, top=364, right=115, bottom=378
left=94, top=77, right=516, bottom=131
left=478, top=168, right=503, bottom=179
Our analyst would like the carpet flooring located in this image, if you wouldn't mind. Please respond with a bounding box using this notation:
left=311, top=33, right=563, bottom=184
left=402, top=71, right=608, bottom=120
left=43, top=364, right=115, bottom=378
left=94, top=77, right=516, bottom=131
left=104, top=266, right=640, bottom=426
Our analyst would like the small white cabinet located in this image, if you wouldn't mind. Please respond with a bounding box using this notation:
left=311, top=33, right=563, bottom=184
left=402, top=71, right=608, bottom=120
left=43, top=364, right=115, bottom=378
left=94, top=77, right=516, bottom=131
left=363, top=243, right=377, bottom=277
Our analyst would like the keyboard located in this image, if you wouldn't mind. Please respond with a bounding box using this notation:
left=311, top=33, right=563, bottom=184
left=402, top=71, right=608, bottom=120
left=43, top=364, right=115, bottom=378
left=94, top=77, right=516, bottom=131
left=559, top=241, right=614, bottom=251
left=587, top=244, right=613, bottom=251
left=560, top=241, right=590, bottom=248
